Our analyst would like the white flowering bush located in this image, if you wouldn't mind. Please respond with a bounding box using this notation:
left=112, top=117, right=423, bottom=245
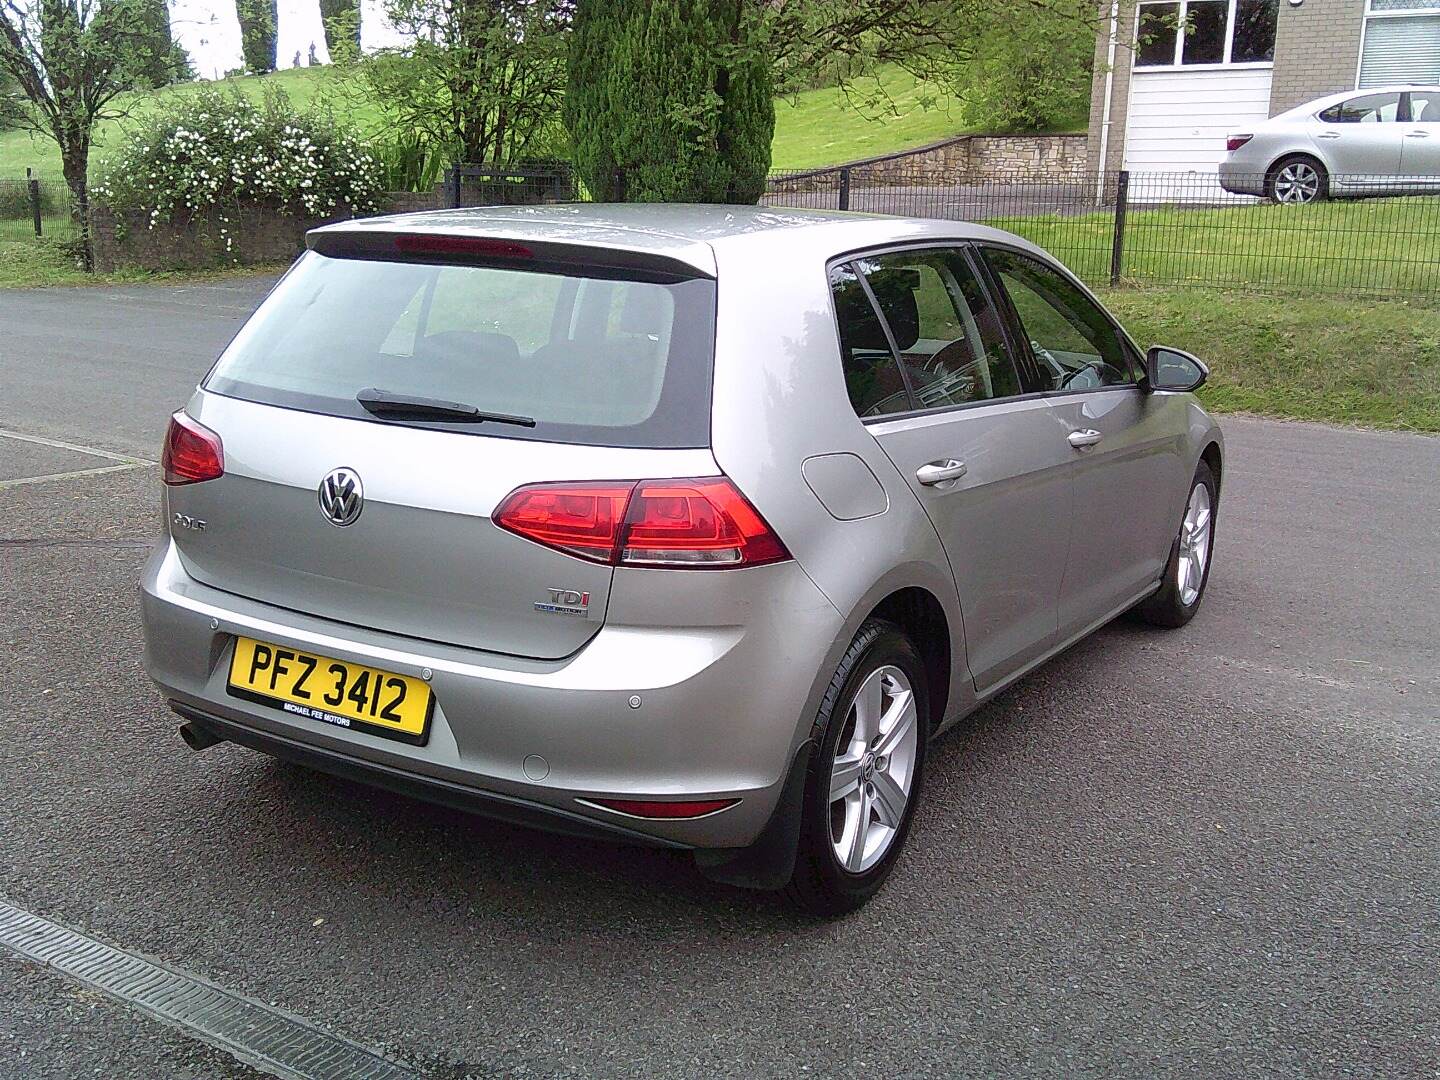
left=94, top=85, right=383, bottom=254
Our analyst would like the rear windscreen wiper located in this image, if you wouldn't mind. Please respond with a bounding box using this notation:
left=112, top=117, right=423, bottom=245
left=356, top=388, right=536, bottom=427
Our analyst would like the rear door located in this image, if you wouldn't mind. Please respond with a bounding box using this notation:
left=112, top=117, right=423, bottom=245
left=172, top=248, right=717, bottom=661
left=1400, top=90, right=1440, bottom=187
left=1313, top=92, right=1404, bottom=182
left=830, top=248, right=1073, bottom=693
left=980, top=245, right=1187, bottom=639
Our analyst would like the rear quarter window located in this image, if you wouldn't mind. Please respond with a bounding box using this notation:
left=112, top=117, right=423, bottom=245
left=205, top=251, right=716, bottom=448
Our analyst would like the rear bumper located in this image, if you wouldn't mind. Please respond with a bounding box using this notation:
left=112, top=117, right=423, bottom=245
left=171, top=703, right=687, bottom=848
left=1217, top=162, right=1265, bottom=197
left=140, top=539, right=844, bottom=850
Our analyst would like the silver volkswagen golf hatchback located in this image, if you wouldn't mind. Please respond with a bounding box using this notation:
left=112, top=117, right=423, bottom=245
left=142, top=204, right=1222, bottom=914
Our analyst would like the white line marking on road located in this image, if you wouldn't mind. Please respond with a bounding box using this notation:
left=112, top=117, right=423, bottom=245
left=0, top=426, right=153, bottom=464
left=1218, top=655, right=1358, bottom=691
left=0, top=897, right=421, bottom=1080
left=0, top=461, right=152, bottom=491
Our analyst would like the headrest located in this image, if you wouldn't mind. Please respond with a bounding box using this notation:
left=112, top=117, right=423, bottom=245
left=834, top=270, right=920, bottom=353
left=417, top=330, right=520, bottom=364
left=863, top=269, right=920, bottom=351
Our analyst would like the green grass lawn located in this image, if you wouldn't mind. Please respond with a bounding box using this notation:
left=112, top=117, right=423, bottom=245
left=989, top=196, right=1440, bottom=297
left=771, top=67, right=968, bottom=171
left=1101, top=287, right=1440, bottom=432
left=0, top=63, right=980, bottom=183
left=0, top=238, right=288, bottom=287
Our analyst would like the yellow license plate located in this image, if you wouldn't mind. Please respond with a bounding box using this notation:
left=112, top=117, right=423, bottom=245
left=227, top=637, right=434, bottom=745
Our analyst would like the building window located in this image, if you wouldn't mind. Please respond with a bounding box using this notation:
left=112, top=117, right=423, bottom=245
left=1135, top=0, right=1278, bottom=67
left=1359, top=1, right=1440, bottom=87
left=1231, top=0, right=1279, bottom=62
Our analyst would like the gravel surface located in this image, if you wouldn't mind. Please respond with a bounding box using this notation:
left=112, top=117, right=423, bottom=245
left=0, top=280, right=1436, bottom=1078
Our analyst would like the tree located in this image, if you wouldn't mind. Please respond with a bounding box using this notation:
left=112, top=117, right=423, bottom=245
left=365, top=0, right=568, bottom=166
left=319, top=0, right=360, bottom=64
left=235, top=0, right=277, bottom=74
left=762, top=0, right=1097, bottom=132
left=0, top=0, right=173, bottom=265
left=130, top=0, right=190, bottom=87
left=953, top=6, right=1093, bottom=132
left=565, top=0, right=774, bottom=203
left=0, top=63, right=24, bottom=130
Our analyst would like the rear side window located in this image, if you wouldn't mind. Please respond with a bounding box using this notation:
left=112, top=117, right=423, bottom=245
left=205, top=252, right=716, bottom=448
left=1318, top=93, right=1401, bottom=124
left=830, top=247, right=1021, bottom=418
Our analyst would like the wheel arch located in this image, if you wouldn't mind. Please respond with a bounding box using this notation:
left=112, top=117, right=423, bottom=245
left=860, top=586, right=953, bottom=736
left=1200, top=439, right=1223, bottom=494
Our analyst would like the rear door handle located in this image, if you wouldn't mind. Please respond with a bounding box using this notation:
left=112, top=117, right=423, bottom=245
left=916, top=459, right=967, bottom=486
left=1317, top=132, right=1341, bottom=139
left=1406, top=130, right=1431, bottom=138
left=1067, top=429, right=1103, bottom=450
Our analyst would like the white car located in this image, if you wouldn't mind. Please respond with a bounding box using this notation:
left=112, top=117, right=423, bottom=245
left=1219, top=85, right=1440, bottom=203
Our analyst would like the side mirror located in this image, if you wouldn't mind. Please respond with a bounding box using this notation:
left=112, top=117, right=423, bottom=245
left=1145, top=345, right=1209, bottom=393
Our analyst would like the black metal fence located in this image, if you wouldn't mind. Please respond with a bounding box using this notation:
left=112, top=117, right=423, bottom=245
left=440, top=161, right=1440, bottom=300
left=0, top=175, right=76, bottom=243
left=764, top=164, right=1440, bottom=299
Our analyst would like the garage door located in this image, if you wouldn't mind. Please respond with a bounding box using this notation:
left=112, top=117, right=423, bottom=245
left=1123, top=67, right=1275, bottom=199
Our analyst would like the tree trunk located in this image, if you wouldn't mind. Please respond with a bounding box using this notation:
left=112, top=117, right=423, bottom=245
left=60, top=145, right=91, bottom=271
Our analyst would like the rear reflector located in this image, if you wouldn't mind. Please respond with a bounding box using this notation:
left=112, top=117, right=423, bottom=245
left=394, top=235, right=532, bottom=258
left=589, top=798, right=739, bottom=819
left=494, top=476, right=789, bottom=569
left=162, top=412, right=223, bottom=485
left=1226, top=134, right=1253, bottom=152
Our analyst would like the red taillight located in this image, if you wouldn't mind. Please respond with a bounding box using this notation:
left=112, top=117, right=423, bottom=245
left=493, top=476, right=790, bottom=569
left=491, top=481, right=634, bottom=563
left=622, top=478, right=789, bottom=567
left=1226, top=134, right=1253, bottom=152
left=162, top=412, right=223, bottom=485
left=589, top=798, right=739, bottom=819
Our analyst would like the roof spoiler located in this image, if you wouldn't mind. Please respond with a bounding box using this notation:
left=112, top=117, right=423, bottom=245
left=306, top=226, right=716, bottom=283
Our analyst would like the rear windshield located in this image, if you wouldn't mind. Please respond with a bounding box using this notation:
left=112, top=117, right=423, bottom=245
left=205, top=251, right=717, bottom=448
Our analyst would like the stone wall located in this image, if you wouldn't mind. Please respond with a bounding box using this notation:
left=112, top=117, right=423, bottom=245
left=89, top=181, right=566, bottom=272
left=90, top=193, right=447, bottom=273
left=91, top=204, right=344, bottom=273
left=793, top=134, right=1089, bottom=187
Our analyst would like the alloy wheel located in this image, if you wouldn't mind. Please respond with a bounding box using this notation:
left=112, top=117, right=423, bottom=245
left=1274, top=162, right=1321, bottom=204
left=827, top=665, right=919, bottom=874
left=1176, top=482, right=1213, bottom=607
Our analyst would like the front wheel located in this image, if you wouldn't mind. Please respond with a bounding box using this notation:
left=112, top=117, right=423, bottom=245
left=1133, top=461, right=1218, bottom=628
left=786, top=620, right=929, bottom=916
left=1267, top=156, right=1328, bottom=204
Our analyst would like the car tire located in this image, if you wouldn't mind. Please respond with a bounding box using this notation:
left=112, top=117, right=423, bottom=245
left=1133, top=460, right=1218, bottom=629
left=785, top=619, right=929, bottom=917
left=1266, top=155, right=1328, bottom=204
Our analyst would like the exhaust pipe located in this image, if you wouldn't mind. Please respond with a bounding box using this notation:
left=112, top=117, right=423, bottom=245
left=179, top=721, right=225, bottom=752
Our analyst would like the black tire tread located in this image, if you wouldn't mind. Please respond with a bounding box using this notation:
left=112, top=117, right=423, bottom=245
left=784, top=618, right=927, bottom=917
left=1133, top=460, right=1218, bottom=628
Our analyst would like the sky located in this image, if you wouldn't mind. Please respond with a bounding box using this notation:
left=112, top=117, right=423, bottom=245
left=170, top=1, right=407, bottom=80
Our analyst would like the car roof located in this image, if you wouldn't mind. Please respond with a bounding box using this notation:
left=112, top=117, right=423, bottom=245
left=1280, top=85, right=1440, bottom=115
left=310, top=203, right=1048, bottom=279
